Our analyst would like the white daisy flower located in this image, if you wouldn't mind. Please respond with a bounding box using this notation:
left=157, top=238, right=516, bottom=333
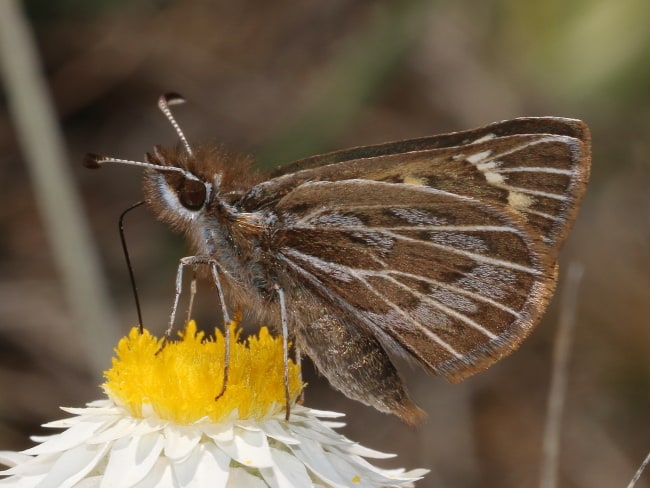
left=0, top=321, right=428, bottom=487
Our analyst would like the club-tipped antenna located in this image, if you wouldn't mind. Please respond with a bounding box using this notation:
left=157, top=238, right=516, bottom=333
left=83, top=153, right=200, bottom=182
left=158, top=93, right=193, bottom=157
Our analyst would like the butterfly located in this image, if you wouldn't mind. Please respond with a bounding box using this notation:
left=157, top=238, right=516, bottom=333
left=85, top=93, right=591, bottom=423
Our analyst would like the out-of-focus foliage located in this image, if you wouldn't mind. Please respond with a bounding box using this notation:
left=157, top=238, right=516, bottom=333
left=0, top=1, right=648, bottom=487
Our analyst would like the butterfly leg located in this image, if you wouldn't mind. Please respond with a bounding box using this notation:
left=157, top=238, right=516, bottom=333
left=274, top=284, right=292, bottom=420
left=185, top=270, right=197, bottom=326
left=160, top=257, right=232, bottom=402
left=160, top=256, right=199, bottom=345
left=209, top=260, right=231, bottom=400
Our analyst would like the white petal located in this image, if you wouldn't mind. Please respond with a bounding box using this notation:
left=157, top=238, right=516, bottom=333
left=132, top=417, right=167, bottom=436
left=201, top=423, right=234, bottom=443
left=74, top=475, right=102, bottom=487
left=324, top=451, right=427, bottom=487
left=0, top=451, right=32, bottom=467
left=0, top=452, right=58, bottom=477
left=258, top=420, right=301, bottom=446
left=0, top=472, right=46, bottom=487
left=342, top=443, right=395, bottom=460
left=133, top=457, right=175, bottom=488
left=61, top=403, right=120, bottom=416
left=218, top=427, right=273, bottom=468
left=84, top=399, right=116, bottom=408
left=101, top=432, right=164, bottom=487
left=293, top=406, right=345, bottom=419
left=42, top=416, right=84, bottom=429
left=28, top=433, right=59, bottom=444
left=289, top=424, right=348, bottom=447
left=288, top=437, right=350, bottom=487
left=23, top=416, right=112, bottom=455
left=163, top=426, right=201, bottom=461
left=259, top=447, right=313, bottom=488
left=319, top=421, right=347, bottom=430
left=36, top=441, right=109, bottom=488
left=173, top=443, right=230, bottom=488
left=88, top=416, right=140, bottom=444
left=226, top=467, right=268, bottom=488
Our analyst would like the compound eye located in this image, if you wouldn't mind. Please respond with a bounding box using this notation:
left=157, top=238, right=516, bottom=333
left=179, top=178, right=206, bottom=210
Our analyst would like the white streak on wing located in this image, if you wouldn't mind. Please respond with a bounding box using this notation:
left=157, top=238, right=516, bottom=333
left=277, top=251, right=463, bottom=360
left=284, top=248, right=354, bottom=283
left=483, top=135, right=578, bottom=163
left=355, top=275, right=464, bottom=358
left=484, top=172, right=505, bottom=185
left=466, top=150, right=493, bottom=164
left=520, top=208, right=563, bottom=222
left=383, top=230, right=539, bottom=274
left=283, top=247, right=514, bottom=342
left=296, top=223, right=521, bottom=233
left=380, top=274, right=498, bottom=339
left=388, top=270, right=521, bottom=317
left=472, top=133, right=496, bottom=144
left=295, top=179, right=477, bottom=207
left=499, top=185, right=568, bottom=201
left=476, top=161, right=499, bottom=172
left=493, top=167, right=573, bottom=175
left=465, top=136, right=578, bottom=191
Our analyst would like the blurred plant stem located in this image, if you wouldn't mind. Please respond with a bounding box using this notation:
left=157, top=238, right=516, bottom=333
left=539, top=262, right=584, bottom=488
left=0, top=0, right=119, bottom=377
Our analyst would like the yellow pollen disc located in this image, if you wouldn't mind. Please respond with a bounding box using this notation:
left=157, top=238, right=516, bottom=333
left=103, top=320, right=303, bottom=424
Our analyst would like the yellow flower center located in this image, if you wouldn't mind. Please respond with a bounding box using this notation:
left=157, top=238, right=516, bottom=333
left=103, top=320, right=303, bottom=424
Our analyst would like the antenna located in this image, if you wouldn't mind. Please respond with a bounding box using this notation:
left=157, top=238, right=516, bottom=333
left=82, top=153, right=202, bottom=184
left=158, top=93, right=193, bottom=157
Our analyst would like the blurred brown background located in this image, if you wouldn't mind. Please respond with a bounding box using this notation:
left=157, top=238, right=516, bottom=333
left=0, top=1, right=649, bottom=487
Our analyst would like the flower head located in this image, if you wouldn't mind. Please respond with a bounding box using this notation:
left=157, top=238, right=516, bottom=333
left=0, top=321, right=428, bottom=487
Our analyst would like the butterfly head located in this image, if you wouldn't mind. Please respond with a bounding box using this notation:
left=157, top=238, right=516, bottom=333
left=84, top=93, right=260, bottom=235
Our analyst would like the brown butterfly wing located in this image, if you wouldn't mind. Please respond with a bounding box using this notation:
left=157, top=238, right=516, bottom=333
left=240, top=118, right=590, bottom=418
left=256, top=117, right=590, bottom=256
left=272, top=179, right=554, bottom=379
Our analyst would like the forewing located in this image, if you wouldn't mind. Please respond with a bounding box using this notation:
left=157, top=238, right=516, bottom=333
left=271, top=179, right=556, bottom=382
left=270, top=116, right=589, bottom=176
left=245, top=118, right=590, bottom=257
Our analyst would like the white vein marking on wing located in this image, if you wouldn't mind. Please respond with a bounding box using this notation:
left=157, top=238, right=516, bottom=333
left=299, top=222, right=522, bottom=234
left=354, top=274, right=464, bottom=358
left=380, top=230, right=540, bottom=274
left=292, top=180, right=475, bottom=225
left=465, top=136, right=577, bottom=199
left=498, top=185, right=569, bottom=201
left=387, top=269, right=521, bottom=318
left=471, top=133, right=496, bottom=144
left=473, top=135, right=578, bottom=164
left=378, top=274, right=499, bottom=340
left=520, top=208, right=564, bottom=222
left=278, top=250, right=463, bottom=359
left=466, top=150, right=493, bottom=164
left=493, top=167, right=573, bottom=175
left=284, top=248, right=509, bottom=341
left=290, top=214, right=537, bottom=274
